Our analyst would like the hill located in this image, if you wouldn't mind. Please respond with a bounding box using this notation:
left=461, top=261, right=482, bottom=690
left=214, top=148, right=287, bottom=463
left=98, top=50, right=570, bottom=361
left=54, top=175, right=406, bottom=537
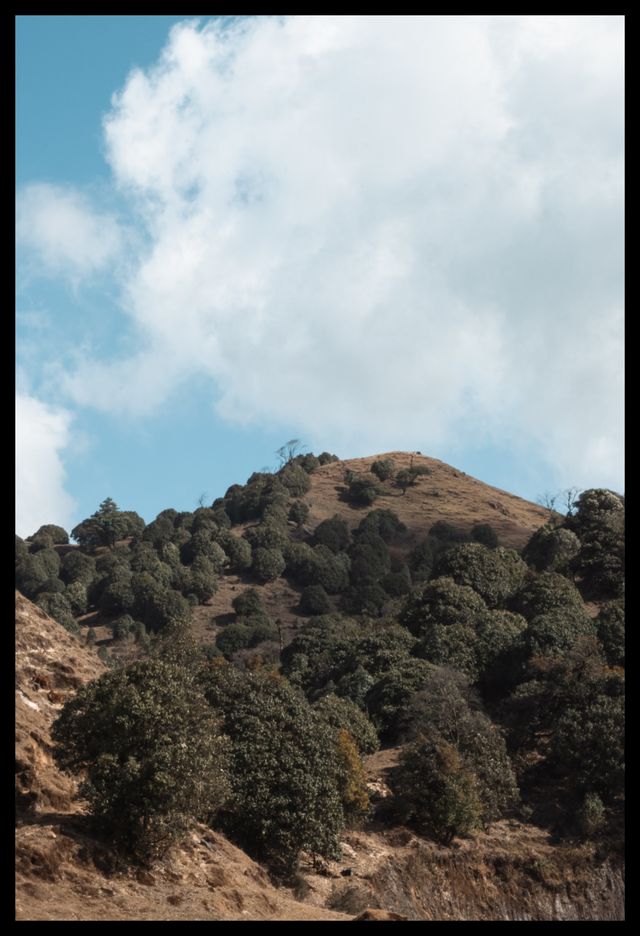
left=74, top=451, right=552, bottom=654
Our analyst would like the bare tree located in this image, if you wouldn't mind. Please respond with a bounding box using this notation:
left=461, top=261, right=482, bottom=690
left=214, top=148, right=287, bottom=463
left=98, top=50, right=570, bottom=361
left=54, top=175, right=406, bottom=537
left=276, top=438, right=305, bottom=468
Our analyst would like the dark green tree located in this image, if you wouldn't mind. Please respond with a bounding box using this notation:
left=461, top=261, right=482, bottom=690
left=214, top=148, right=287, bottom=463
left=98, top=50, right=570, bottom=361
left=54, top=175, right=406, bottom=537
left=52, top=661, right=228, bottom=864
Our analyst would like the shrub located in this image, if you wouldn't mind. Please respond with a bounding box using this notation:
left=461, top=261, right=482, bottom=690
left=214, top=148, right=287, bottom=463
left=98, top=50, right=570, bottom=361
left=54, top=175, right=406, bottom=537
left=52, top=661, right=228, bottom=864
left=356, top=509, right=406, bottom=544
left=201, top=667, right=346, bottom=873
left=66, top=581, right=89, bottom=616
left=370, top=459, right=395, bottom=482
left=513, top=572, right=586, bottom=621
left=596, top=599, right=625, bottom=667
left=334, top=729, right=370, bottom=823
left=279, top=463, right=312, bottom=497
left=400, top=577, right=488, bottom=679
left=112, top=614, right=135, bottom=641
left=232, top=588, right=263, bottom=617
left=393, top=737, right=482, bottom=843
left=15, top=535, right=29, bottom=560
left=243, top=522, right=289, bottom=552
left=189, top=555, right=219, bottom=604
left=346, top=476, right=380, bottom=506
left=318, top=452, right=340, bottom=465
left=365, top=658, right=436, bottom=740
left=72, top=498, right=145, bottom=550
left=314, top=516, right=351, bottom=553
left=524, top=607, right=595, bottom=657
left=60, top=550, right=96, bottom=586
left=288, top=501, right=310, bottom=527
left=576, top=792, right=607, bottom=838
left=219, top=533, right=253, bottom=572
left=471, top=524, right=498, bottom=549
left=300, top=584, right=332, bottom=616
left=313, top=694, right=379, bottom=755
left=252, top=547, right=286, bottom=583
left=522, top=523, right=580, bottom=573
left=29, top=524, right=69, bottom=545
left=435, top=544, right=527, bottom=608
left=216, top=622, right=253, bottom=656
left=35, top=591, right=78, bottom=633
left=99, top=574, right=135, bottom=617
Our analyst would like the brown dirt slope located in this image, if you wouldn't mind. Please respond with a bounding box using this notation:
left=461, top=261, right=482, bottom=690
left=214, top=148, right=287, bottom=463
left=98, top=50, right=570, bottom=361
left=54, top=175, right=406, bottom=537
left=302, top=451, right=550, bottom=548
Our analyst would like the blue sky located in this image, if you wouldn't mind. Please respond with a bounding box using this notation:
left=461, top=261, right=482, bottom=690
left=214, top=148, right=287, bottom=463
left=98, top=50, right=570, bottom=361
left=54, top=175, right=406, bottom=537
left=16, top=15, right=624, bottom=537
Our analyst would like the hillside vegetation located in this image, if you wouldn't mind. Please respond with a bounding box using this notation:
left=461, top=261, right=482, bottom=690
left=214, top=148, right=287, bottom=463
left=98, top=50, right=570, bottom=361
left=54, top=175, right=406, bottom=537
left=15, top=449, right=624, bottom=919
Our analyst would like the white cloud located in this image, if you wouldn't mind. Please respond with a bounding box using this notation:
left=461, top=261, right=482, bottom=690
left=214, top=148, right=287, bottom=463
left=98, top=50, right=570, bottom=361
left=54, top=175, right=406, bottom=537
left=16, top=183, right=123, bottom=284
left=48, top=15, right=622, bottom=490
left=16, top=394, right=76, bottom=538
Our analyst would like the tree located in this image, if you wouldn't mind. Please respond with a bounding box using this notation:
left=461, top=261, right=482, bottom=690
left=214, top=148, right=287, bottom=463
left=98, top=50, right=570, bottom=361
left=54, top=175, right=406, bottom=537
left=300, top=584, right=332, bottom=616
left=201, top=666, right=346, bottom=873
left=471, top=523, right=498, bottom=549
left=28, top=524, right=69, bottom=545
left=313, top=694, right=379, bottom=755
left=346, top=475, right=380, bottom=507
left=435, top=544, right=527, bottom=609
left=279, top=463, right=312, bottom=497
left=370, top=459, right=395, bottom=482
left=314, top=516, right=352, bottom=553
left=276, top=438, right=305, bottom=468
left=232, top=588, right=264, bottom=617
left=52, top=661, right=229, bottom=864
left=251, top=547, right=286, bottom=583
left=71, top=499, right=144, bottom=551
left=395, top=464, right=431, bottom=494
left=392, top=737, right=482, bottom=844
left=289, top=500, right=310, bottom=527
left=522, top=523, right=580, bottom=574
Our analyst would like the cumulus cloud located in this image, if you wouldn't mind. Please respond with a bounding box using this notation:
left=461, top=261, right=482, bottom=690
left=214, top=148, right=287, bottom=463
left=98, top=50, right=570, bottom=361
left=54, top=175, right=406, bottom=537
left=16, top=394, right=76, bottom=538
left=49, top=15, right=623, bottom=488
left=16, top=183, right=123, bottom=283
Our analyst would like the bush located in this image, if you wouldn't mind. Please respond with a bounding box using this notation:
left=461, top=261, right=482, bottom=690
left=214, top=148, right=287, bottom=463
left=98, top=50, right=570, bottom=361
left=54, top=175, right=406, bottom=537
left=313, top=694, right=379, bottom=755
left=365, top=658, right=436, bottom=740
left=216, top=622, right=253, bottom=656
left=356, top=509, right=405, bottom=544
left=524, top=607, right=595, bottom=657
left=471, top=524, right=498, bottom=549
left=513, top=572, right=586, bottom=621
left=243, top=522, right=289, bottom=552
left=66, top=581, right=89, bottom=616
left=300, top=584, right=332, bottom=616
left=35, top=591, right=78, bottom=634
left=435, top=544, right=527, bottom=608
left=60, top=550, right=96, bottom=586
left=219, top=533, right=253, bottom=572
left=370, top=459, right=395, bottom=482
left=318, top=452, right=339, bottom=465
left=232, top=588, right=263, bottom=617
left=346, top=476, right=380, bottom=506
left=15, top=535, right=29, bottom=560
left=29, top=524, right=69, bottom=545
left=202, top=667, right=346, bottom=873
left=189, top=555, right=219, bottom=604
left=52, top=661, right=228, bottom=864
left=252, top=547, right=286, bottom=583
left=288, top=501, right=310, bottom=527
left=279, top=463, right=312, bottom=497
left=314, top=516, right=351, bottom=553
left=522, top=523, right=580, bottom=573
left=112, top=614, right=135, bottom=641
left=393, top=737, right=482, bottom=843
left=72, top=498, right=145, bottom=550
left=596, top=599, right=625, bottom=667
left=400, top=577, right=488, bottom=679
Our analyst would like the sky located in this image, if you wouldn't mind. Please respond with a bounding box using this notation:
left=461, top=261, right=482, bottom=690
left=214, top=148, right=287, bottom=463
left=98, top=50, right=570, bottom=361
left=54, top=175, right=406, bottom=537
left=16, top=15, right=624, bottom=538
